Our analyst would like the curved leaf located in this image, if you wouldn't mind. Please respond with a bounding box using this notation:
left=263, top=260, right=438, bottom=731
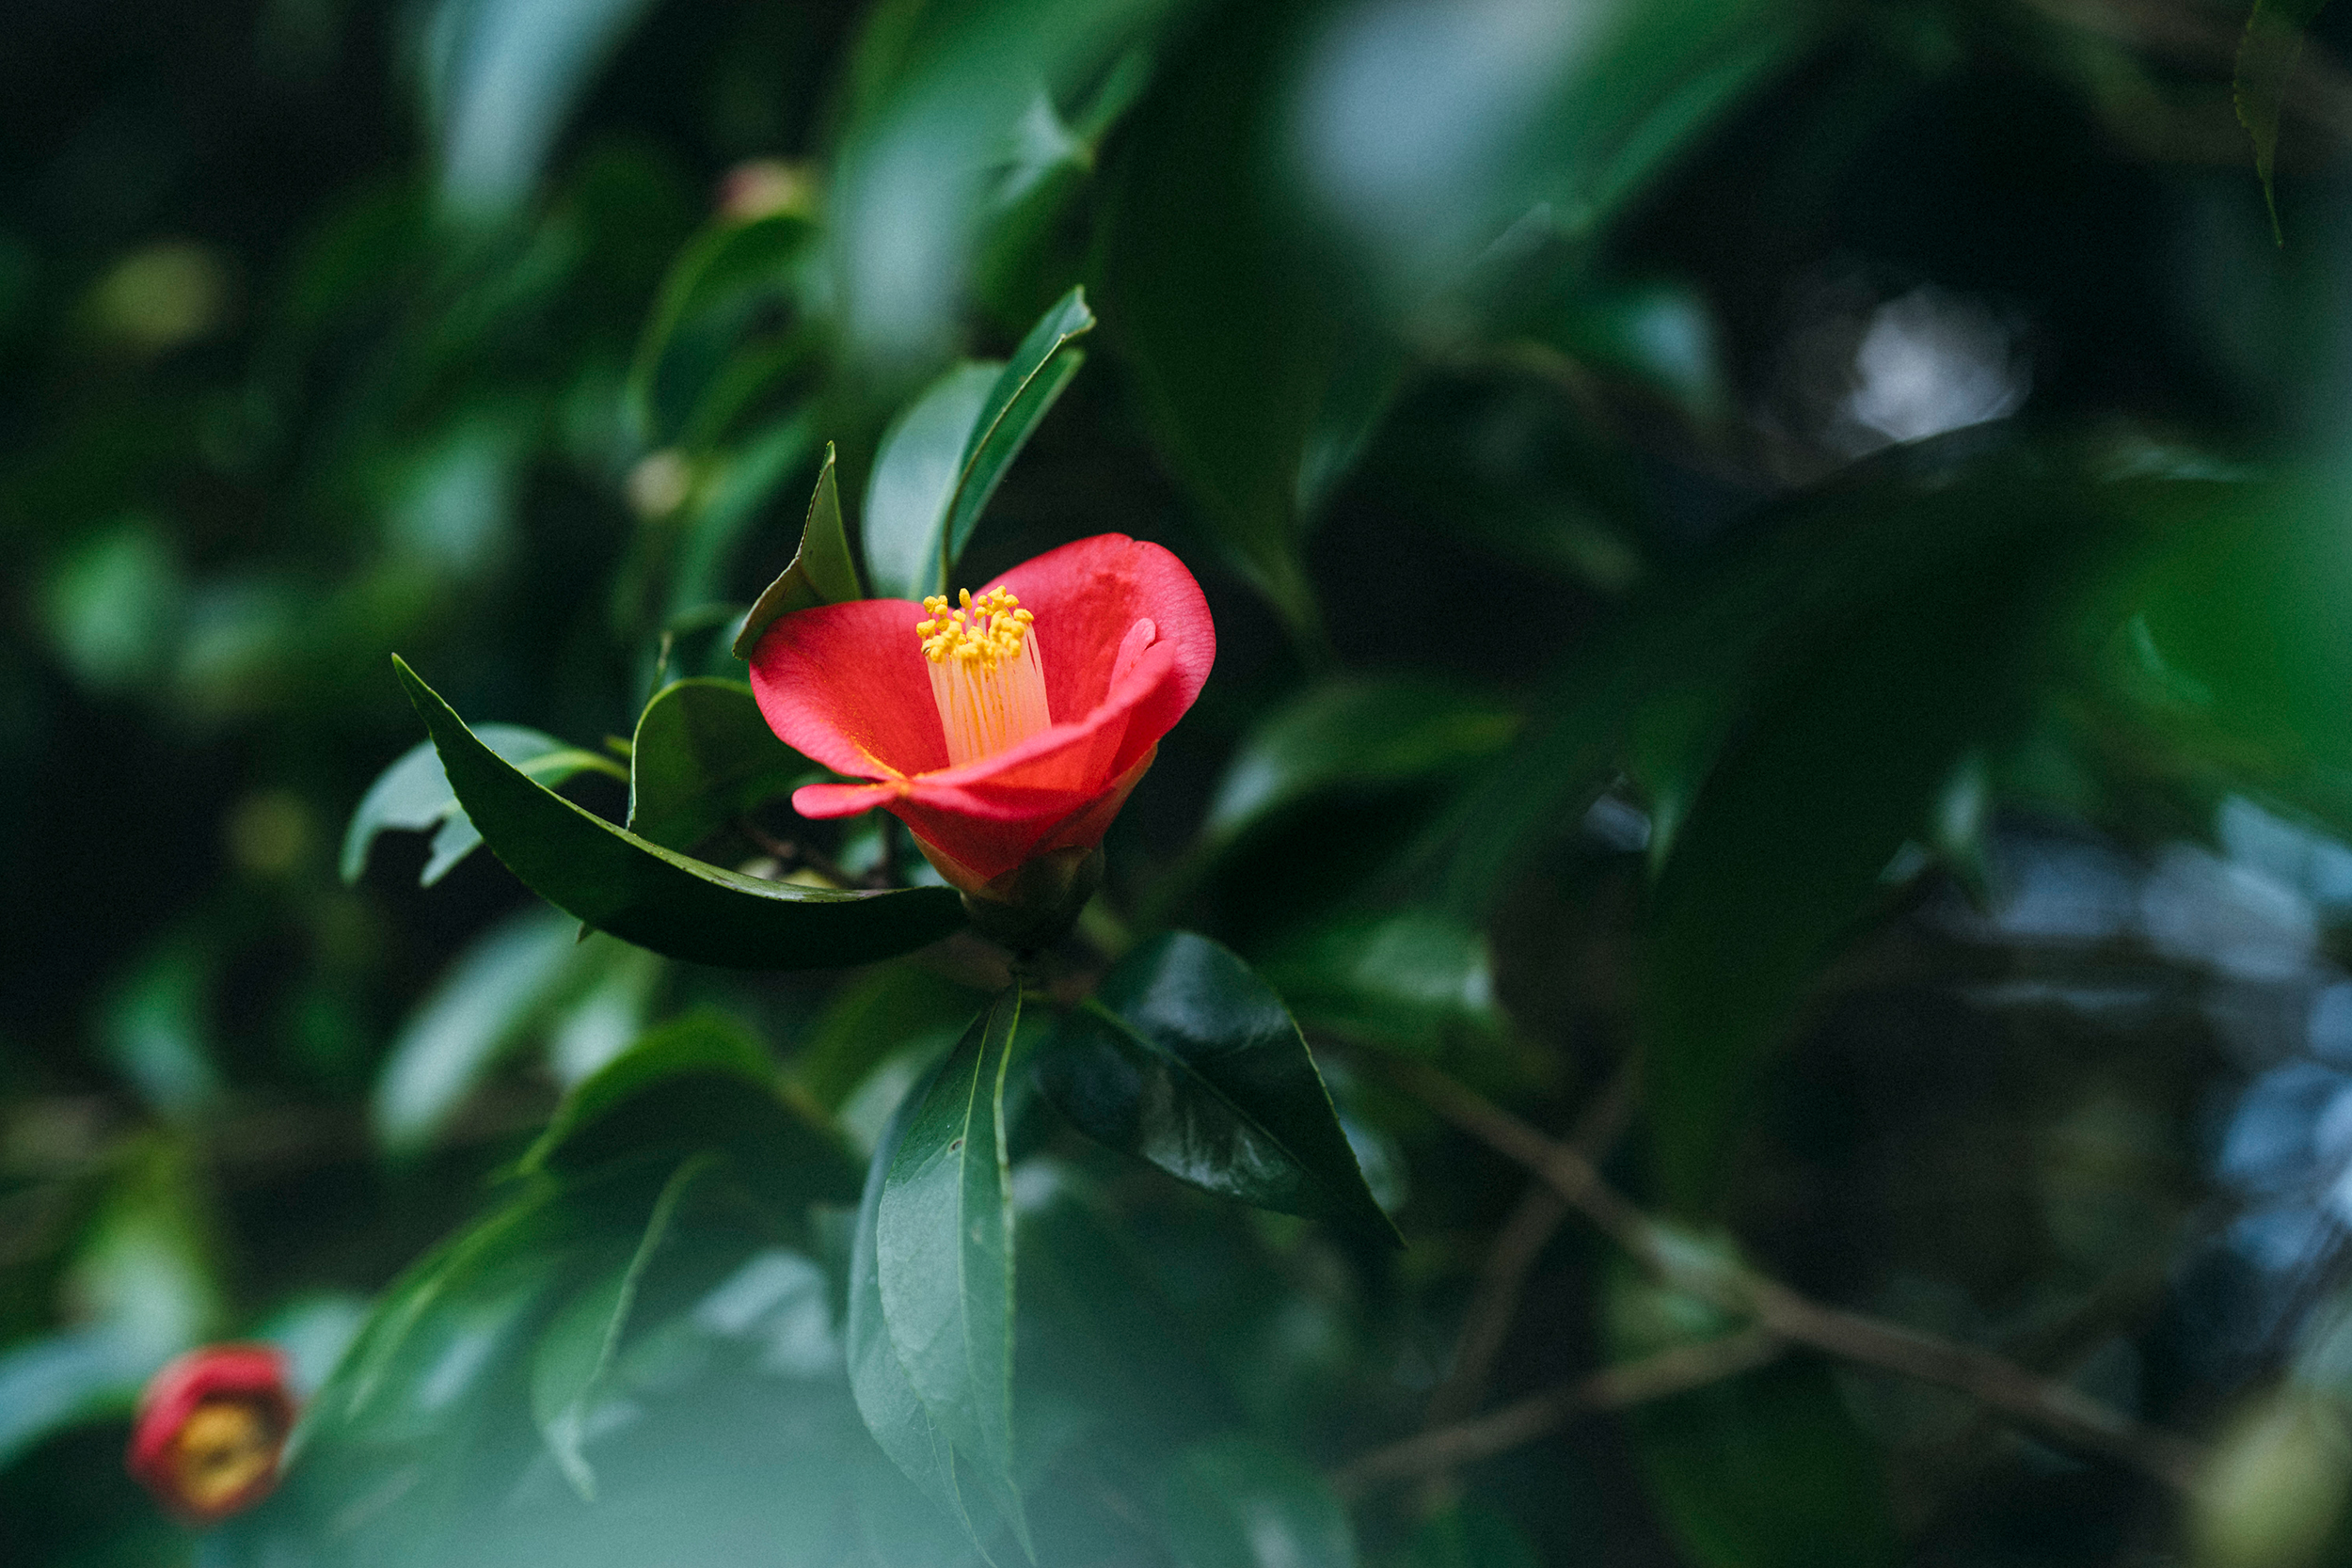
left=876, top=988, right=1032, bottom=1556
left=940, top=286, right=1093, bottom=573
left=1035, top=932, right=1399, bottom=1245
left=2236, top=0, right=2332, bottom=245
left=521, top=1010, right=774, bottom=1175
left=392, top=657, right=965, bottom=969
left=629, top=212, right=814, bottom=442
left=626, top=677, right=812, bottom=853
left=864, top=361, right=1004, bottom=602
left=849, top=1046, right=996, bottom=1554
left=341, top=725, right=622, bottom=887
left=531, top=1152, right=714, bottom=1498
left=732, top=441, right=864, bottom=657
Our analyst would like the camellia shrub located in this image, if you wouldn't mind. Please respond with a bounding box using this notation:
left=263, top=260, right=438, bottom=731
left=17, top=1, right=2352, bottom=1566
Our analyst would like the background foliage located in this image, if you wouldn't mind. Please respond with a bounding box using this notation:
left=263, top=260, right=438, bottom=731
left=11, top=0, right=2352, bottom=1564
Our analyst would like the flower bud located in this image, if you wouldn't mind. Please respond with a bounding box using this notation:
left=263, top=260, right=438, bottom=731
left=127, top=1343, right=295, bottom=1524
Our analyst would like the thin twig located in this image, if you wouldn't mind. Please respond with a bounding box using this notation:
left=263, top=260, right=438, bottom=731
left=1340, top=1327, right=1788, bottom=1497
left=1374, top=1053, right=2212, bottom=1494
left=1421, top=1059, right=1639, bottom=1431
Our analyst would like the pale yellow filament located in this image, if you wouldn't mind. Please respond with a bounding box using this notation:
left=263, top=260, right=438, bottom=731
left=916, top=588, right=1051, bottom=766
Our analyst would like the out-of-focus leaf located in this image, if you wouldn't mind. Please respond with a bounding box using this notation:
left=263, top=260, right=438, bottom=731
left=827, top=0, right=1191, bottom=369
left=1258, top=909, right=1502, bottom=1056
left=732, top=443, right=864, bottom=657
left=102, top=938, right=222, bottom=1118
left=1100, top=6, right=1334, bottom=640
left=531, top=1152, right=712, bottom=1498
left=626, top=678, right=810, bottom=853
left=849, top=1045, right=997, bottom=1552
left=670, top=415, right=817, bottom=627
left=629, top=214, right=813, bottom=444
left=1158, top=1434, right=1356, bottom=1568
left=40, top=515, right=183, bottom=692
left=1406, top=1501, right=1541, bottom=1568
left=372, top=907, right=587, bottom=1155
left=516, top=1011, right=856, bottom=1200
left=393, top=657, right=966, bottom=968
left=425, top=0, right=661, bottom=219
left=797, top=961, right=992, bottom=1113
left=1204, top=677, right=1522, bottom=844
left=2236, top=0, right=2332, bottom=244
left=1291, top=0, right=1817, bottom=311
left=1606, top=1265, right=1897, bottom=1568
left=0, top=1328, right=152, bottom=1469
left=938, top=287, right=1094, bottom=576
left=341, top=724, right=621, bottom=888
left=863, top=360, right=1003, bottom=602
left=877, top=988, right=1032, bottom=1554
left=1035, top=932, right=1399, bottom=1244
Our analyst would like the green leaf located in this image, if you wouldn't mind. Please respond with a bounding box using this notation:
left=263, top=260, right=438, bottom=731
left=1157, top=1434, right=1356, bottom=1568
left=372, top=908, right=591, bottom=1155
left=1204, top=677, right=1522, bottom=845
left=876, top=988, right=1032, bottom=1556
left=862, top=361, right=1003, bottom=602
left=1641, top=465, right=2096, bottom=1212
left=629, top=213, right=814, bottom=443
left=732, top=441, right=865, bottom=658
left=520, top=1010, right=778, bottom=1175
left=341, top=725, right=623, bottom=887
left=862, top=287, right=1094, bottom=604
left=1257, top=909, right=1504, bottom=1057
left=940, top=286, right=1093, bottom=574
left=1035, top=932, right=1399, bottom=1244
left=1099, top=8, right=1334, bottom=642
left=530, top=1152, right=714, bottom=1498
left=2236, top=0, right=2331, bottom=245
left=626, top=677, right=811, bottom=853
left=798, top=961, right=993, bottom=1113
left=849, top=1046, right=997, bottom=1553
left=391, top=656, right=965, bottom=969
left=1406, top=1502, right=1541, bottom=1568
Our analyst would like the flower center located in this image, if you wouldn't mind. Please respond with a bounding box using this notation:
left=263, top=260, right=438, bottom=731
left=169, top=1398, right=284, bottom=1513
left=917, top=588, right=1051, bottom=767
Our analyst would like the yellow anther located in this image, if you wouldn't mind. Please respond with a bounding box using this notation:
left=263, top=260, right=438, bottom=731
left=913, top=586, right=1051, bottom=765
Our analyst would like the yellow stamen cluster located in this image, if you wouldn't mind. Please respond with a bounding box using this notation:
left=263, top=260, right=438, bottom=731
left=917, top=588, right=1051, bottom=766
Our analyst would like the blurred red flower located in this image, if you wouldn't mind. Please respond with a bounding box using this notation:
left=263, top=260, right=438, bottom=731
left=749, top=533, right=1214, bottom=897
left=127, top=1343, right=294, bottom=1524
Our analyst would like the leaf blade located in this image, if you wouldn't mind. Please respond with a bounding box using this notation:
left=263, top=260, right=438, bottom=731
left=392, top=656, right=964, bottom=969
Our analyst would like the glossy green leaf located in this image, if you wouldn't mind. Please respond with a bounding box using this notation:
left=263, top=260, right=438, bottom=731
left=863, top=361, right=1003, bottom=602
left=392, top=656, right=965, bottom=968
left=731, top=441, right=864, bottom=658
left=940, top=286, right=1093, bottom=570
left=1158, top=1434, right=1355, bottom=1568
left=531, top=1152, right=712, bottom=1498
left=372, top=908, right=590, bottom=1155
left=341, top=725, right=623, bottom=887
left=626, top=677, right=810, bottom=853
left=429, top=0, right=661, bottom=218
left=521, top=1010, right=776, bottom=1175
left=629, top=213, right=813, bottom=441
left=1035, top=932, right=1399, bottom=1244
left=1203, top=677, right=1521, bottom=845
left=876, top=988, right=1032, bottom=1556
left=849, top=1045, right=997, bottom=1554
left=2236, top=0, right=2332, bottom=244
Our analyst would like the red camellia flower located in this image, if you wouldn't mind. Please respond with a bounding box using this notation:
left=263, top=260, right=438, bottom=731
left=127, top=1343, right=295, bottom=1524
left=749, top=534, right=1214, bottom=913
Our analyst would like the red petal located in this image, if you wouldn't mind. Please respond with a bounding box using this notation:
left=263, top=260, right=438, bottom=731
left=749, top=598, right=946, bottom=780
